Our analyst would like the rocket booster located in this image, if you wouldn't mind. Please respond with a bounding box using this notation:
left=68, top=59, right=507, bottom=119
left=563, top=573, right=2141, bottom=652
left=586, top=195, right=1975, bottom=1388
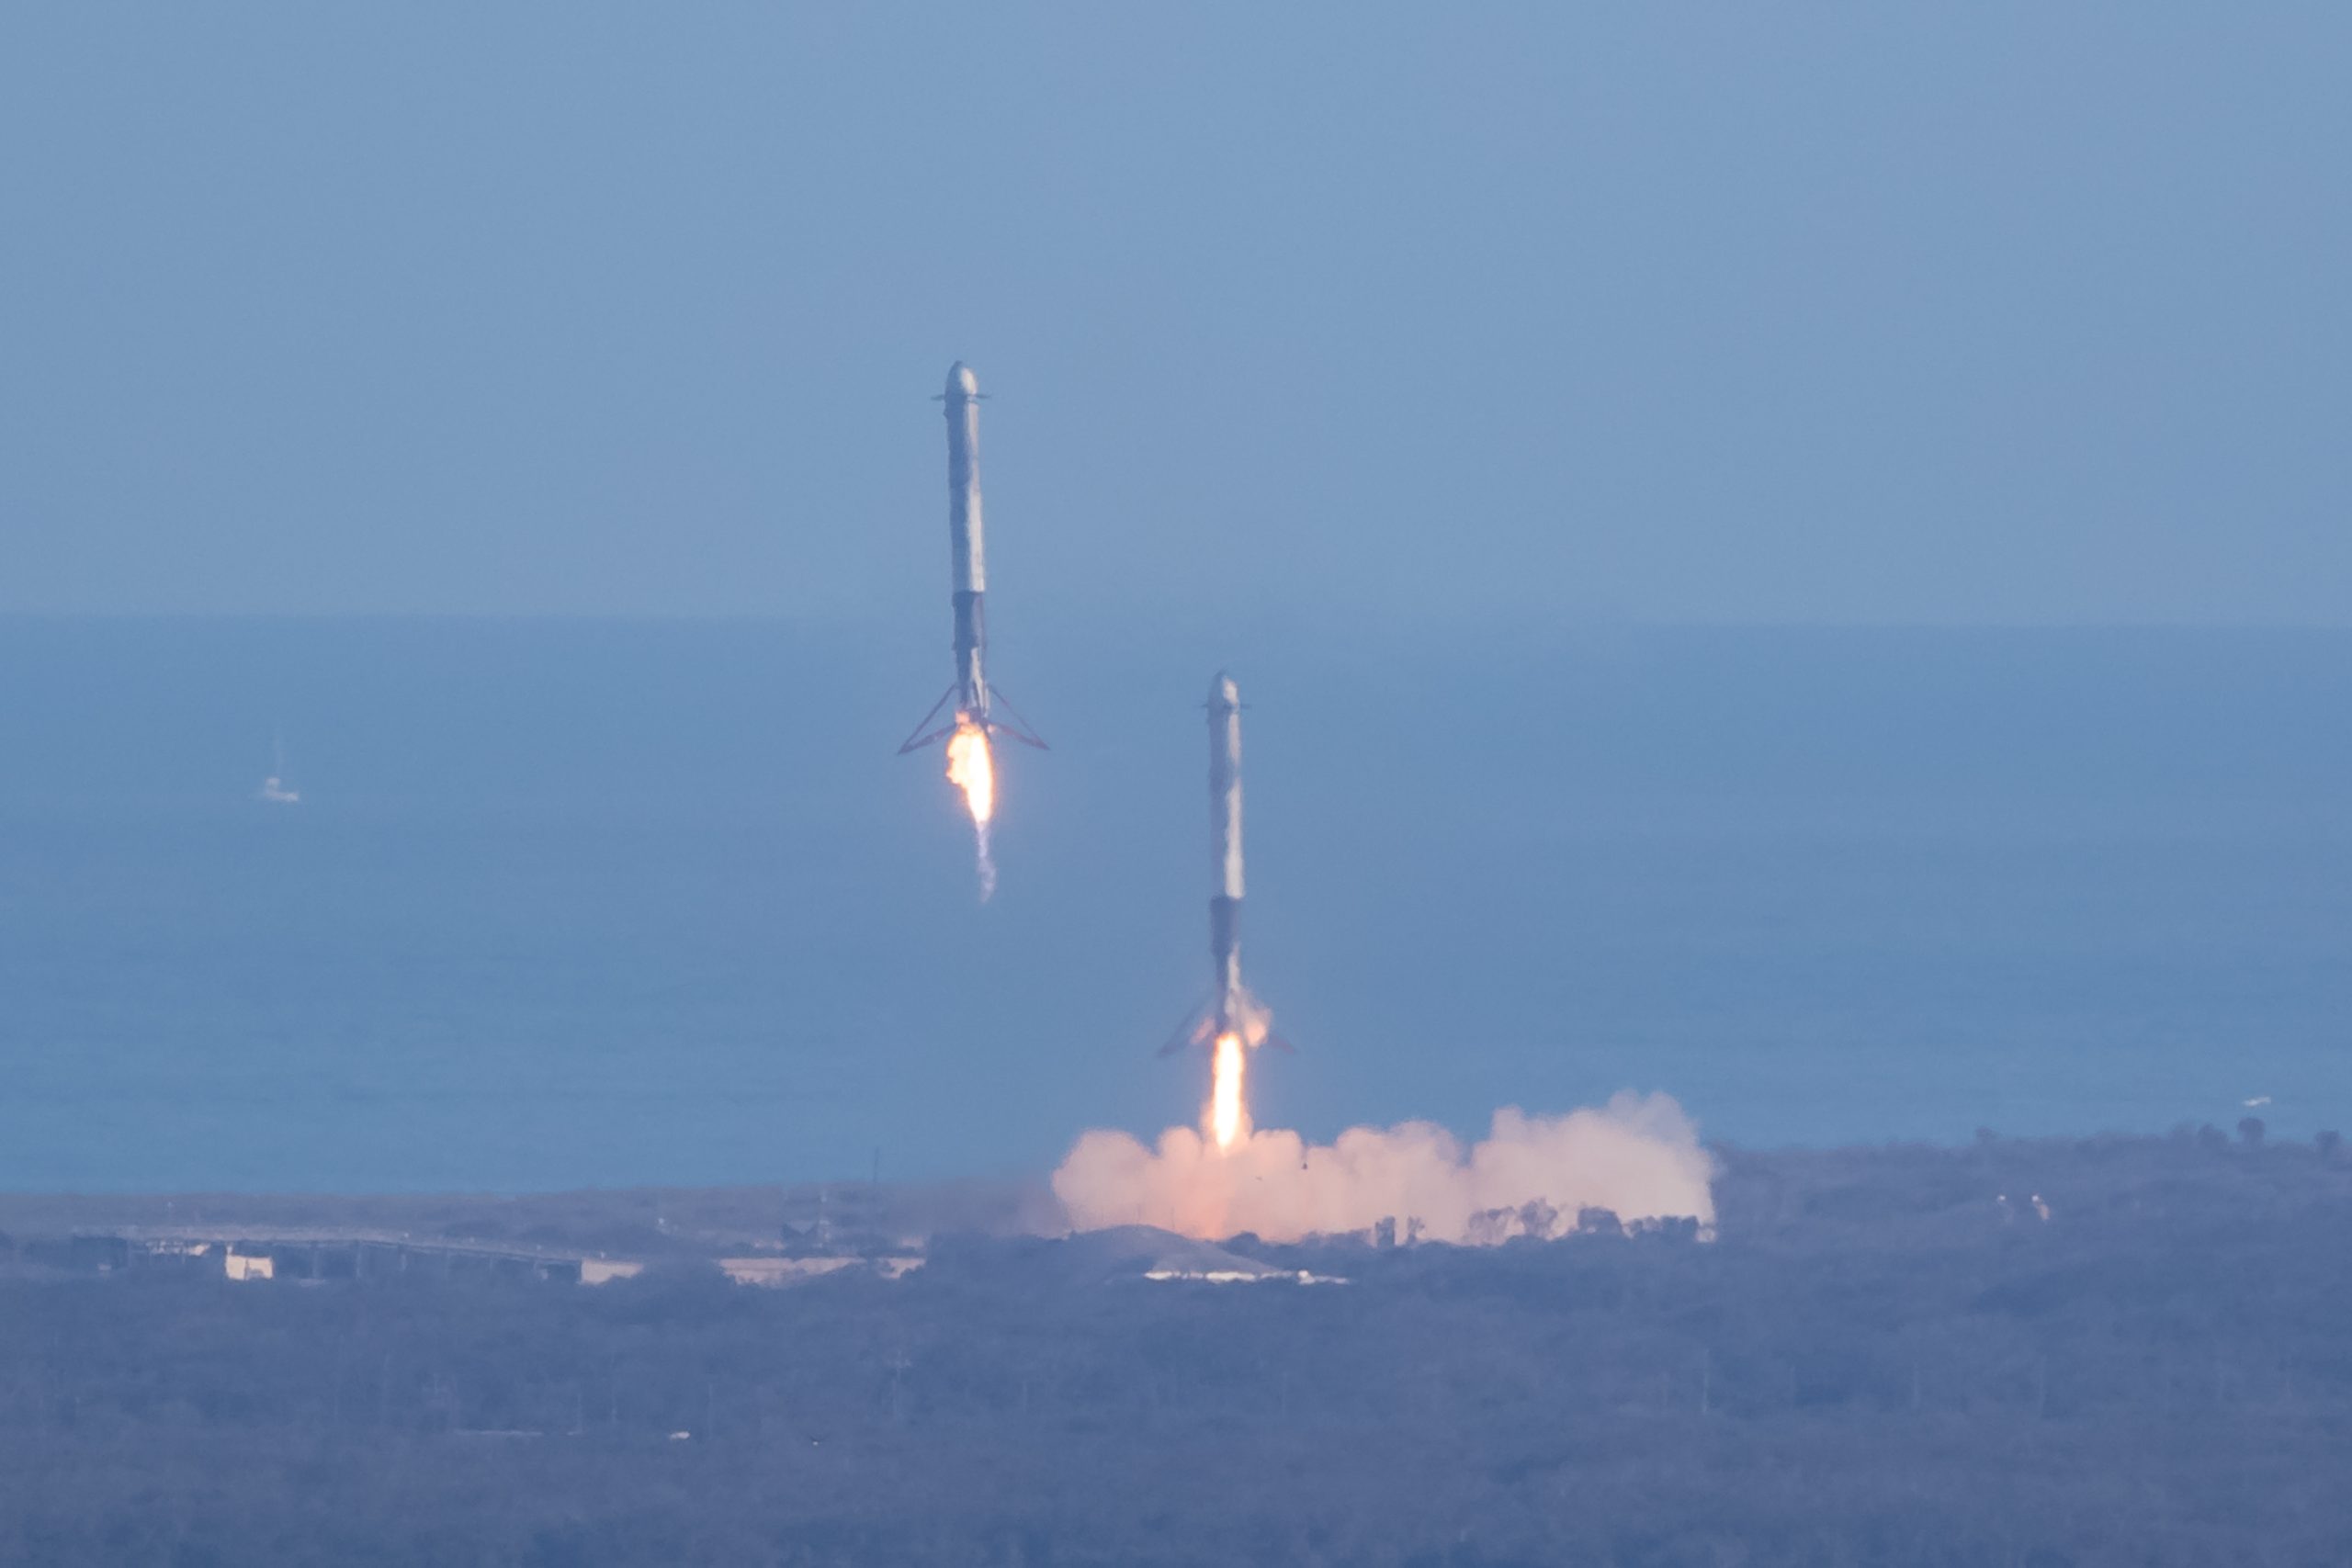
left=1162, top=671, right=1279, bottom=1055
left=945, top=362, right=988, bottom=716
left=1207, top=671, right=1247, bottom=1037
left=900, top=362, right=1046, bottom=754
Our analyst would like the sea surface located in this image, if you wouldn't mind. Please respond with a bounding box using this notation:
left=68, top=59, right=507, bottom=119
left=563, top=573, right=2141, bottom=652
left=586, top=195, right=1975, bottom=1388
left=0, top=618, right=2346, bottom=1192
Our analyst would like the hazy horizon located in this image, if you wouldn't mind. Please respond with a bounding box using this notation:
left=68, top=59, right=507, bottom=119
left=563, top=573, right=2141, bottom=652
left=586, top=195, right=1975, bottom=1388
left=3, top=617, right=2343, bottom=1193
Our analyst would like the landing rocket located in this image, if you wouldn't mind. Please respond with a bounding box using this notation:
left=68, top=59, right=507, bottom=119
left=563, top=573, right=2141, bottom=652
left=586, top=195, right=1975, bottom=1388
left=1163, top=671, right=1279, bottom=1055
left=899, top=362, right=1046, bottom=754
left=1208, top=671, right=1247, bottom=1039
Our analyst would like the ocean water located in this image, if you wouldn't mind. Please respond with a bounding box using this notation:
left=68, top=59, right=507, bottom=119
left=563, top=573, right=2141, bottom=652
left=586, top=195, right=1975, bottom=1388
left=0, top=618, right=2346, bottom=1192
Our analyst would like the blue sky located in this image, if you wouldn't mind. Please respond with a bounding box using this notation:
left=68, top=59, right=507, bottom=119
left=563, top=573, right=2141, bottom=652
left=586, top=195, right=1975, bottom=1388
left=4, top=6, right=2346, bottom=626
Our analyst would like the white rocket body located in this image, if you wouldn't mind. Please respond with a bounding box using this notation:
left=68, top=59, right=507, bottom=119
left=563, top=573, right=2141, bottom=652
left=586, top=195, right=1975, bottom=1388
left=899, top=362, right=1045, bottom=755
left=1154, top=670, right=1281, bottom=1056
left=944, top=362, right=989, bottom=716
left=1208, top=672, right=1247, bottom=1036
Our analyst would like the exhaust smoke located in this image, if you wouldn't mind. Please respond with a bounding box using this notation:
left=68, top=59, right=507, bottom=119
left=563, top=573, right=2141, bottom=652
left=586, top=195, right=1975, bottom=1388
left=1054, top=1091, right=1714, bottom=1246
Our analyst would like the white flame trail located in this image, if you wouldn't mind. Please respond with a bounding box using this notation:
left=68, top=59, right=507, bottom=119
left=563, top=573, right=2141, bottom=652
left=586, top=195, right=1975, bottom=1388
left=1208, top=1032, right=1249, bottom=1151
left=944, top=718, right=997, bottom=900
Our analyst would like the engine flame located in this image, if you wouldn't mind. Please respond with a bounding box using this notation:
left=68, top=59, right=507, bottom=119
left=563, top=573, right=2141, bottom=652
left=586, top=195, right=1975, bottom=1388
left=944, top=716, right=997, bottom=899
left=1208, top=1031, right=1249, bottom=1151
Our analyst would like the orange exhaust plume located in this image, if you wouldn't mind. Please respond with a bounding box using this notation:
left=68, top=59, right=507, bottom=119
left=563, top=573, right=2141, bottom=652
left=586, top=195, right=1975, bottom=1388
left=944, top=716, right=997, bottom=899
left=1208, top=1032, right=1250, bottom=1151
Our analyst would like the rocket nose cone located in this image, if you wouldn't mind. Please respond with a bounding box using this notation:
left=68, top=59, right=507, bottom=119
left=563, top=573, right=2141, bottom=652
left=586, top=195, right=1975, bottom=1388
left=946, top=362, right=979, bottom=397
left=1211, top=671, right=1240, bottom=706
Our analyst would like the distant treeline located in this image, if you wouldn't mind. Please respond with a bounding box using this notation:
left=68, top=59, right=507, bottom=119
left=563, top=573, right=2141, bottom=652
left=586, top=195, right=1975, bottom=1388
left=1, top=1128, right=2348, bottom=1566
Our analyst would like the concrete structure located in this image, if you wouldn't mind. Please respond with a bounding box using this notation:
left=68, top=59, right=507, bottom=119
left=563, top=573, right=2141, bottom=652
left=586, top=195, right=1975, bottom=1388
left=12, top=1228, right=611, bottom=1285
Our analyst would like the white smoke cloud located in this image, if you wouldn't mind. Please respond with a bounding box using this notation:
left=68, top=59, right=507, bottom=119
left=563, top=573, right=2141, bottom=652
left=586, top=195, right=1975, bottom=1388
left=1052, top=1091, right=1714, bottom=1245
